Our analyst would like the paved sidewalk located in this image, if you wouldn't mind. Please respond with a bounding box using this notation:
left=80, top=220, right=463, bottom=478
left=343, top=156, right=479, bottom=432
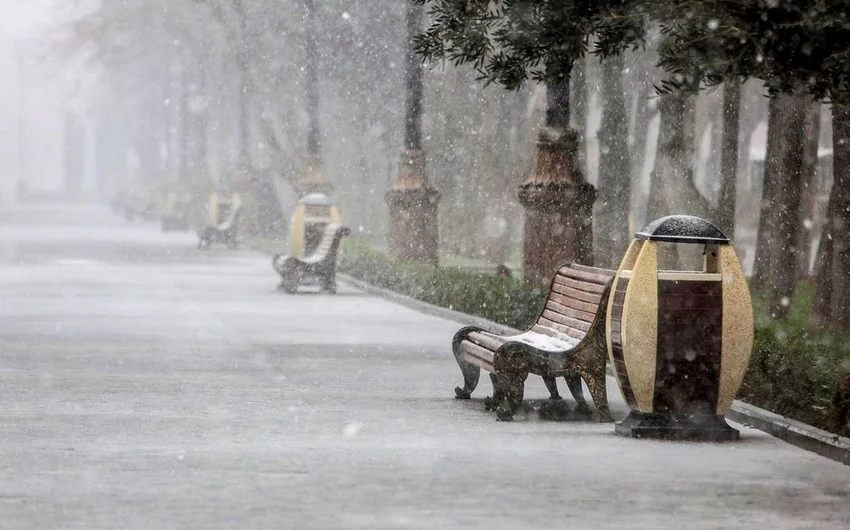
left=1, top=204, right=848, bottom=529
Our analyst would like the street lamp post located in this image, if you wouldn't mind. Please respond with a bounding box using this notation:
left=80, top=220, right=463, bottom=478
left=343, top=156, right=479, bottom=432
left=298, top=0, right=332, bottom=196
left=385, top=0, right=439, bottom=265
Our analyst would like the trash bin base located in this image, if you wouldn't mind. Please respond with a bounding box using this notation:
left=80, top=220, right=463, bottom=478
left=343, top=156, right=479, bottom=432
left=615, top=411, right=739, bottom=441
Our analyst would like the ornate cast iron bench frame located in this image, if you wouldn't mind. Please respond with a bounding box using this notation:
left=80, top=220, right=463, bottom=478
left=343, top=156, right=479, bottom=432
left=452, top=263, right=616, bottom=421
left=272, top=224, right=350, bottom=294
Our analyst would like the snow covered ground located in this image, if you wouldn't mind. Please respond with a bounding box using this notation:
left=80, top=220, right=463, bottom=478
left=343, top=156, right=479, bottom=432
left=0, top=203, right=848, bottom=529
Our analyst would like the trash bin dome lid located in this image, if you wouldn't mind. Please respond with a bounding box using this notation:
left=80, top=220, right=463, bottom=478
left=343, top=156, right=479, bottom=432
left=636, top=215, right=730, bottom=244
left=299, top=193, right=334, bottom=206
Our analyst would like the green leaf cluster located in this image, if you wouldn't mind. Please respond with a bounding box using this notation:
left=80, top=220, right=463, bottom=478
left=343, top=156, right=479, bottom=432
left=414, top=0, right=645, bottom=89
left=417, top=0, right=850, bottom=103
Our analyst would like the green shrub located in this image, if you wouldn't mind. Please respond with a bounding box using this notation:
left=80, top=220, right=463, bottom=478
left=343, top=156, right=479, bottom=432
left=339, top=239, right=545, bottom=330
left=740, top=322, right=850, bottom=432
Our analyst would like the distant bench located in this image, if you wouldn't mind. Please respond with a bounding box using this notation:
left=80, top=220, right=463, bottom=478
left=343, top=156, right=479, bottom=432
left=198, top=203, right=241, bottom=250
left=272, top=224, right=350, bottom=294
left=452, top=263, right=616, bottom=421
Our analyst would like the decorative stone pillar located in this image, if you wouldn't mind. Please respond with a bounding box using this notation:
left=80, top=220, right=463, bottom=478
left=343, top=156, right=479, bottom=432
left=518, top=127, right=596, bottom=287
left=386, top=149, right=439, bottom=265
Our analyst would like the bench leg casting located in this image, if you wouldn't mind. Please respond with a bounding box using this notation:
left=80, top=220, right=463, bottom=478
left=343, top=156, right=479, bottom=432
left=493, top=346, right=530, bottom=421
left=543, top=377, right=562, bottom=400
left=570, top=338, right=613, bottom=422
left=483, top=373, right=505, bottom=411
left=565, top=373, right=591, bottom=414
left=451, top=327, right=481, bottom=399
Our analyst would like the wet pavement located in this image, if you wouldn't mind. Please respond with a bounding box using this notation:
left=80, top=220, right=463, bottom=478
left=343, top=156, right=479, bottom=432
left=1, top=203, right=849, bottom=529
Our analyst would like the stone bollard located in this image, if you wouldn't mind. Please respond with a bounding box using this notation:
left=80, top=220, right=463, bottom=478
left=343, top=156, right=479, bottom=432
left=606, top=215, right=754, bottom=440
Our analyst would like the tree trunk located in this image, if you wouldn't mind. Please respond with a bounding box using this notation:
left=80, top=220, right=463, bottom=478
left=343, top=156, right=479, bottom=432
left=717, top=79, right=740, bottom=238
left=646, top=91, right=711, bottom=269
left=796, top=101, right=821, bottom=279
left=752, top=94, right=806, bottom=319
left=594, top=55, right=631, bottom=268
left=571, top=54, right=588, bottom=178
left=812, top=105, right=850, bottom=328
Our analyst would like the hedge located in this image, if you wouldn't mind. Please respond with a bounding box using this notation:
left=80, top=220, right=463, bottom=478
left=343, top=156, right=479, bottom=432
left=339, top=239, right=850, bottom=435
left=339, top=239, right=545, bottom=330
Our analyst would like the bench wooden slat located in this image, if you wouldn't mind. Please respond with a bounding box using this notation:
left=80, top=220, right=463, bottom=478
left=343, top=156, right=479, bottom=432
left=468, top=331, right=506, bottom=352
left=550, top=282, right=602, bottom=304
left=552, top=274, right=607, bottom=294
left=539, top=311, right=591, bottom=332
left=537, top=317, right=587, bottom=338
left=530, top=324, right=586, bottom=342
left=557, top=266, right=613, bottom=286
left=543, top=303, right=596, bottom=324
left=567, top=263, right=617, bottom=277
left=459, top=340, right=495, bottom=364
left=547, top=293, right=600, bottom=315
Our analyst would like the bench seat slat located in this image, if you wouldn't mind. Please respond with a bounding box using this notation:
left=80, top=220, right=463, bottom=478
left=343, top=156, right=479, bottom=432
left=540, top=310, right=592, bottom=331
left=567, top=263, right=617, bottom=277
left=546, top=294, right=600, bottom=316
left=543, top=303, right=596, bottom=325
left=459, top=340, right=495, bottom=365
left=557, top=267, right=613, bottom=286
left=467, top=331, right=506, bottom=352
left=552, top=274, right=607, bottom=294
left=550, top=283, right=602, bottom=304
left=530, top=324, right=586, bottom=342
left=537, top=317, right=586, bottom=338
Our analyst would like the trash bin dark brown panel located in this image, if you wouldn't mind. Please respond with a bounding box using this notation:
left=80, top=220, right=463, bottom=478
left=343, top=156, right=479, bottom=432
left=653, top=279, right=722, bottom=414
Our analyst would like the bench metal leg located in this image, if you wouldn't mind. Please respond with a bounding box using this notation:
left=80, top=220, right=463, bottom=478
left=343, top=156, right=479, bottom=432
left=543, top=376, right=562, bottom=400
left=493, top=347, right=530, bottom=422
left=572, top=342, right=613, bottom=422
left=451, top=328, right=481, bottom=399
left=564, top=373, right=590, bottom=414
left=483, top=373, right=504, bottom=411
left=322, top=270, right=337, bottom=294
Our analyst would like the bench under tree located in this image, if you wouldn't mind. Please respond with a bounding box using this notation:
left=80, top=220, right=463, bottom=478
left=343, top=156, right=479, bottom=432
left=452, top=263, right=616, bottom=421
left=272, top=224, right=350, bottom=294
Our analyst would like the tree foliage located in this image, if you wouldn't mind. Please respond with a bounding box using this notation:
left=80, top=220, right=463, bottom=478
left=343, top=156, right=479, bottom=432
left=417, top=0, right=850, bottom=105
left=653, top=0, right=850, bottom=104
left=414, top=0, right=645, bottom=89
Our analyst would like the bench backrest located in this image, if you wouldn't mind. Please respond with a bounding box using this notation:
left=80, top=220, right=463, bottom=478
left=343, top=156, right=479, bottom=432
left=532, top=263, right=615, bottom=343
left=305, top=223, right=350, bottom=262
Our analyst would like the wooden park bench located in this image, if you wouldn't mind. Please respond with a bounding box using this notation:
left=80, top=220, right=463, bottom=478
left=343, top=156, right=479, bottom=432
left=198, top=200, right=241, bottom=250
left=452, top=263, right=616, bottom=421
left=272, top=223, right=350, bottom=294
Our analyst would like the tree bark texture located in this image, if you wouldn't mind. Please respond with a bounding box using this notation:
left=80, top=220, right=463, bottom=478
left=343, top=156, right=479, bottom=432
left=795, top=101, right=821, bottom=279
left=812, top=105, right=850, bottom=328
left=646, top=91, right=711, bottom=269
left=571, top=54, right=588, bottom=178
left=717, top=79, right=740, bottom=239
left=752, top=94, right=806, bottom=319
left=594, top=55, right=631, bottom=268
